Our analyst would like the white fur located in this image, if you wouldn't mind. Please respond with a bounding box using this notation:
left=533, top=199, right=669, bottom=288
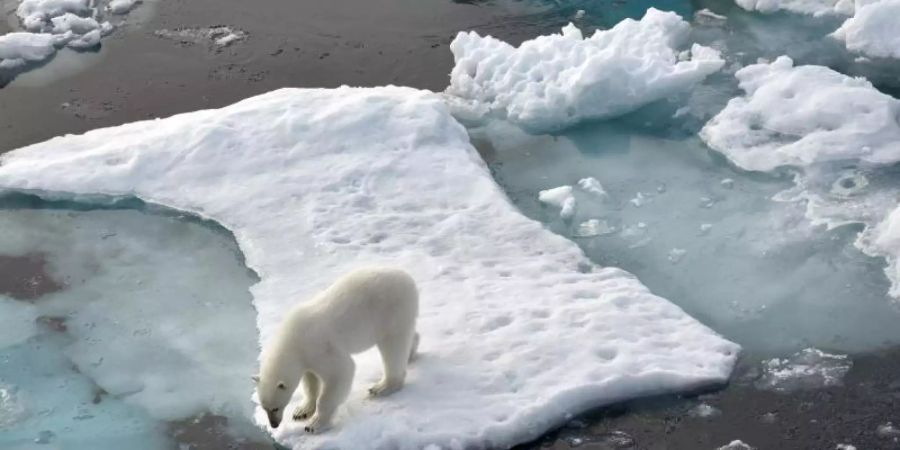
left=255, top=267, right=419, bottom=433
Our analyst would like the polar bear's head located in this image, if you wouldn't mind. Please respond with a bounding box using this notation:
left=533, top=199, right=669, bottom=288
left=254, top=356, right=301, bottom=428
left=254, top=373, right=296, bottom=428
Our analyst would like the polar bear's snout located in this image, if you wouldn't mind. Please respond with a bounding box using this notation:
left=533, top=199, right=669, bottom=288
left=267, top=408, right=283, bottom=428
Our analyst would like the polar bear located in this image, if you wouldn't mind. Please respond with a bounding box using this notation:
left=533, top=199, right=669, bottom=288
left=254, top=267, right=419, bottom=433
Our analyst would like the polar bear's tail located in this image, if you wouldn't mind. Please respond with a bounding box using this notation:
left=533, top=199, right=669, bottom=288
left=408, top=332, right=420, bottom=362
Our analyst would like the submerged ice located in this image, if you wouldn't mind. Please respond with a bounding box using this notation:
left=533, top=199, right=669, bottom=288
left=0, top=87, right=737, bottom=449
left=0, top=206, right=263, bottom=449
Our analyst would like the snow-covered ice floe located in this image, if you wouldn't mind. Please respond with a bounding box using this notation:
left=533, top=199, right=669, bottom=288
left=732, top=0, right=900, bottom=60
left=445, top=8, right=724, bottom=132
left=1, top=0, right=137, bottom=72
left=0, top=87, right=738, bottom=449
left=701, top=55, right=900, bottom=300
left=832, top=0, right=900, bottom=60
left=700, top=56, right=900, bottom=172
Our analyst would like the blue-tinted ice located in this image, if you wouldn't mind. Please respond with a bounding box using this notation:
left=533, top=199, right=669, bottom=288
left=0, top=201, right=271, bottom=449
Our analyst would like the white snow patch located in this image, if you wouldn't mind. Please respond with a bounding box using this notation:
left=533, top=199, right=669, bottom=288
left=445, top=8, right=724, bottom=131
left=755, top=348, right=852, bottom=392
left=700, top=56, right=900, bottom=172
left=16, top=0, right=91, bottom=32
left=0, top=87, right=738, bottom=450
left=833, top=0, right=900, bottom=60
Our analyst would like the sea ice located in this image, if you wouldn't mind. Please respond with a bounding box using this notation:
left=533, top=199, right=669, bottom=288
left=445, top=8, right=725, bottom=131
left=755, top=348, right=852, bottom=392
left=108, top=0, right=139, bottom=15
left=578, top=177, right=608, bottom=198
left=832, top=0, right=900, bottom=59
left=539, top=185, right=577, bottom=219
left=476, top=118, right=900, bottom=355
left=734, top=0, right=855, bottom=16
left=0, top=87, right=738, bottom=449
left=0, top=207, right=262, bottom=448
left=0, top=32, right=62, bottom=67
left=718, top=440, right=755, bottom=450
left=700, top=56, right=900, bottom=172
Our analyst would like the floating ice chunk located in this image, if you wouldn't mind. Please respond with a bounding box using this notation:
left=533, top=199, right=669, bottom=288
left=689, top=402, right=721, bottom=418
left=667, top=248, right=687, bottom=264
left=50, top=13, right=100, bottom=35
left=574, top=9, right=585, bottom=19
left=0, top=383, right=28, bottom=428
left=574, top=219, right=615, bottom=237
left=833, top=0, right=900, bottom=60
left=755, top=348, right=852, bottom=392
left=734, top=0, right=856, bottom=15
left=155, top=26, right=248, bottom=48
left=718, top=440, right=755, bottom=450
left=446, top=9, right=724, bottom=131
left=700, top=56, right=900, bottom=172
left=720, top=178, right=735, bottom=189
left=577, top=177, right=607, bottom=197
left=108, top=0, right=139, bottom=15
left=836, top=444, right=858, bottom=450
left=0, top=32, right=62, bottom=65
left=630, top=192, right=647, bottom=207
left=699, top=223, right=714, bottom=235
left=0, top=87, right=738, bottom=450
left=695, top=8, right=728, bottom=21
left=539, top=185, right=577, bottom=219
left=877, top=422, right=900, bottom=438
left=16, top=0, right=91, bottom=32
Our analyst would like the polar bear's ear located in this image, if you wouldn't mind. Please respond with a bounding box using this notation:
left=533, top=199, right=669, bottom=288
left=277, top=381, right=286, bottom=390
left=251, top=375, right=260, bottom=383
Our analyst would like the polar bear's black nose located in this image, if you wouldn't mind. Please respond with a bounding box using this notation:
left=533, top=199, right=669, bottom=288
left=268, top=415, right=281, bottom=428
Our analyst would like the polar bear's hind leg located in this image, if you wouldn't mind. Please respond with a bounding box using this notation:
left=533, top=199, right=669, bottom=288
left=369, top=329, right=416, bottom=397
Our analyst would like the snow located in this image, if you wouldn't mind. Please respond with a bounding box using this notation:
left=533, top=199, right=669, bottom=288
left=0, top=87, right=739, bottom=450
left=755, top=348, right=852, bottom=392
left=539, top=185, right=577, bottom=219
left=833, top=0, right=900, bottom=59
left=700, top=56, right=900, bottom=172
left=445, top=8, right=725, bottom=132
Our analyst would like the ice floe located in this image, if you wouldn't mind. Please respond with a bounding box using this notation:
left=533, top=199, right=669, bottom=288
left=539, top=185, right=577, bottom=219
left=1, top=0, right=138, bottom=74
left=445, top=8, right=725, bottom=131
left=832, top=0, right=900, bottom=59
left=700, top=56, right=900, bottom=172
left=0, top=87, right=738, bottom=449
left=755, top=348, right=852, bottom=392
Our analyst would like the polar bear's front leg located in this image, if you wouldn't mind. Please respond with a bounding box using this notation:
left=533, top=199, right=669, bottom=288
left=292, top=372, right=320, bottom=421
left=305, top=354, right=355, bottom=433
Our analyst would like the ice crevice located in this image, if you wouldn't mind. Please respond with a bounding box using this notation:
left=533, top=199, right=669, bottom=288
left=0, top=86, right=738, bottom=449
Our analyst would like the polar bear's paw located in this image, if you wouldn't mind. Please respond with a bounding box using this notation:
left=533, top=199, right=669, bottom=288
left=368, top=379, right=403, bottom=397
left=303, top=415, right=330, bottom=434
left=293, top=402, right=316, bottom=421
